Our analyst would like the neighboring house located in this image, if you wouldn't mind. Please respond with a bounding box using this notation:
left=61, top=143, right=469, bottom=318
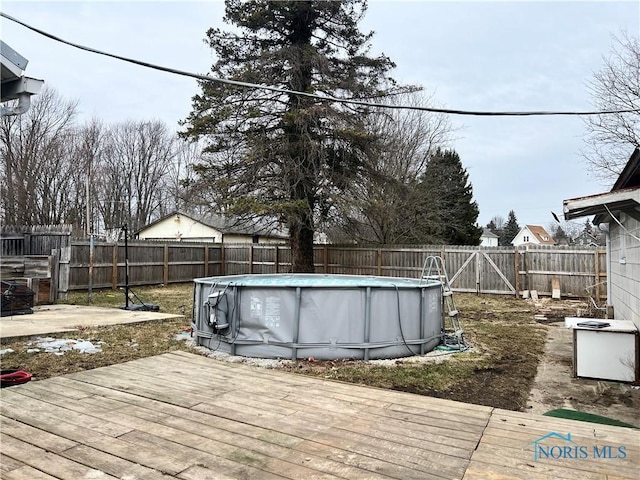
left=564, top=148, right=640, bottom=328
left=573, top=231, right=600, bottom=247
left=480, top=228, right=499, bottom=247
left=135, top=211, right=288, bottom=244
left=511, top=225, right=557, bottom=247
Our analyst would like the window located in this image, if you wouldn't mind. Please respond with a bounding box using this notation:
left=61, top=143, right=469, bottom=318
left=523, top=235, right=529, bottom=242
left=252, top=235, right=260, bottom=244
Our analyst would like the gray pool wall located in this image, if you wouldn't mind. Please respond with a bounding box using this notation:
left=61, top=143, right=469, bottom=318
left=192, top=274, right=443, bottom=360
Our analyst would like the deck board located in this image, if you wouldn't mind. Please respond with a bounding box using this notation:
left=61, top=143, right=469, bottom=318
left=1, top=351, right=638, bottom=480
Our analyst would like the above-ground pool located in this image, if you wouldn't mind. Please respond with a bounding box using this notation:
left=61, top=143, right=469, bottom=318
left=192, top=274, right=444, bottom=360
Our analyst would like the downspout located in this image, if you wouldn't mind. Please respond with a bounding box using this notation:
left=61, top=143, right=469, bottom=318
left=599, top=222, right=612, bottom=306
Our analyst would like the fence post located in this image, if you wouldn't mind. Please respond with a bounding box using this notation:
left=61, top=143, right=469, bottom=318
left=24, top=233, right=32, bottom=254
left=249, top=244, right=254, bottom=274
left=475, top=250, right=481, bottom=295
left=50, top=249, right=60, bottom=302
left=204, top=245, right=209, bottom=277
left=514, top=249, right=521, bottom=298
left=323, top=244, right=329, bottom=273
left=57, top=246, right=70, bottom=300
left=275, top=245, right=279, bottom=273
left=377, top=248, right=382, bottom=276
left=221, top=244, right=226, bottom=276
left=112, top=243, right=118, bottom=290
left=522, top=248, right=529, bottom=292
left=163, top=244, right=169, bottom=285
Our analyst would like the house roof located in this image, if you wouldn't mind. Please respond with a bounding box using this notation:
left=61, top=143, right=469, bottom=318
left=527, top=225, right=556, bottom=244
left=136, top=210, right=288, bottom=239
left=612, top=148, right=640, bottom=191
left=515, top=225, right=556, bottom=245
left=481, top=228, right=499, bottom=238
left=563, top=148, right=640, bottom=224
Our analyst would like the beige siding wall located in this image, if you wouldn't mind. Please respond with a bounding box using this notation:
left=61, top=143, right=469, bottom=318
left=138, top=216, right=222, bottom=242
left=609, top=213, right=640, bottom=328
left=223, top=233, right=286, bottom=244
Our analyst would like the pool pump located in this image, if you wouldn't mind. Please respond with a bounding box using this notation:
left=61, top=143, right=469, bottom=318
left=207, top=291, right=229, bottom=332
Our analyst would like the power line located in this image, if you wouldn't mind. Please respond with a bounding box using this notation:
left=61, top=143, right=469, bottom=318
left=3, top=11, right=640, bottom=117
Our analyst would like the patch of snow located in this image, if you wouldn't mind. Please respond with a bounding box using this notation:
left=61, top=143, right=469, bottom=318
left=26, top=337, right=103, bottom=355
left=73, top=340, right=102, bottom=354
left=174, top=331, right=191, bottom=341
left=0, top=348, right=15, bottom=355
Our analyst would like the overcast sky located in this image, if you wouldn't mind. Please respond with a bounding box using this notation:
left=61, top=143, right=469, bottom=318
left=2, top=1, right=638, bottom=230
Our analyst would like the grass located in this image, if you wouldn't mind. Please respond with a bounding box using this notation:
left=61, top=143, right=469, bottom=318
left=284, top=294, right=549, bottom=410
left=1, top=284, right=195, bottom=381
left=1, top=283, right=550, bottom=411
left=62, top=284, right=194, bottom=319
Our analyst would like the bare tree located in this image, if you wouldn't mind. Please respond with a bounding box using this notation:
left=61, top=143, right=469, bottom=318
left=0, top=87, right=79, bottom=226
left=66, top=118, right=105, bottom=236
left=583, top=32, right=640, bottom=182
left=159, top=139, right=201, bottom=215
left=95, top=120, right=175, bottom=232
left=548, top=220, right=582, bottom=244
left=331, top=92, right=453, bottom=244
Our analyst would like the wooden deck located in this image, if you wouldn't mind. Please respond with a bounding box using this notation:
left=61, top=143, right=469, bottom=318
left=1, top=351, right=638, bottom=480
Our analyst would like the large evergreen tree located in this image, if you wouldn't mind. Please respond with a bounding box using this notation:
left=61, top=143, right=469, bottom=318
left=181, top=0, right=406, bottom=271
left=501, top=210, right=520, bottom=246
left=414, top=148, right=482, bottom=245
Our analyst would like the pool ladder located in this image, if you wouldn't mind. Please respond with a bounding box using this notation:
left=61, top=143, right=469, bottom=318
left=420, top=256, right=465, bottom=348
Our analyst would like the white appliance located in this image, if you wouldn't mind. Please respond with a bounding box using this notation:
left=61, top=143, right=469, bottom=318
left=565, top=318, right=639, bottom=383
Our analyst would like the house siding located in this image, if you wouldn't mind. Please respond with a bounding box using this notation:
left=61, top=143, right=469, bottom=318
left=511, top=228, right=537, bottom=247
left=480, top=236, right=498, bottom=247
left=222, top=233, right=285, bottom=244
left=138, top=216, right=222, bottom=242
left=137, top=215, right=286, bottom=244
left=608, top=214, right=640, bottom=329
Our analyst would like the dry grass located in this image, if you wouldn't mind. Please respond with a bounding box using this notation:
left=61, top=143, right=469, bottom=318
left=284, top=294, right=550, bottom=411
left=62, top=284, right=194, bottom=319
left=1, top=284, right=196, bottom=381
left=2, top=284, right=555, bottom=411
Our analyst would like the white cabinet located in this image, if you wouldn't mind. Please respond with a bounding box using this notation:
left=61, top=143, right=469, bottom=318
left=566, top=318, right=639, bottom=383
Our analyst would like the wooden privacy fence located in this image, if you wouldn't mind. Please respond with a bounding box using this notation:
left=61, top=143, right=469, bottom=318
left=0, top=226, right=73, bottom=304
left=62, top=242, right=607, bottom=301
left=0, top=225, right=72, bottom=256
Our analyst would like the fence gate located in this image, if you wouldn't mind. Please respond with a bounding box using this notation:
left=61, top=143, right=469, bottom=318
left=447, top=249, right=516, bottom=295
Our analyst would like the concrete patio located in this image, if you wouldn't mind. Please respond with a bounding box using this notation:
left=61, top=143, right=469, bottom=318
left=0, top=304, right=183, bottom=340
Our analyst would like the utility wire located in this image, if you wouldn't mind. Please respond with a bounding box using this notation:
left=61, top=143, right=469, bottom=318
left=3, top=11, right=640, bottom=117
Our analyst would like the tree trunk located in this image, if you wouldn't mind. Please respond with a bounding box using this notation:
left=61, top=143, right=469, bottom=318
left=289, top=210, right=315, bottom=273
left=286, top=2, right=316, bottom=273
